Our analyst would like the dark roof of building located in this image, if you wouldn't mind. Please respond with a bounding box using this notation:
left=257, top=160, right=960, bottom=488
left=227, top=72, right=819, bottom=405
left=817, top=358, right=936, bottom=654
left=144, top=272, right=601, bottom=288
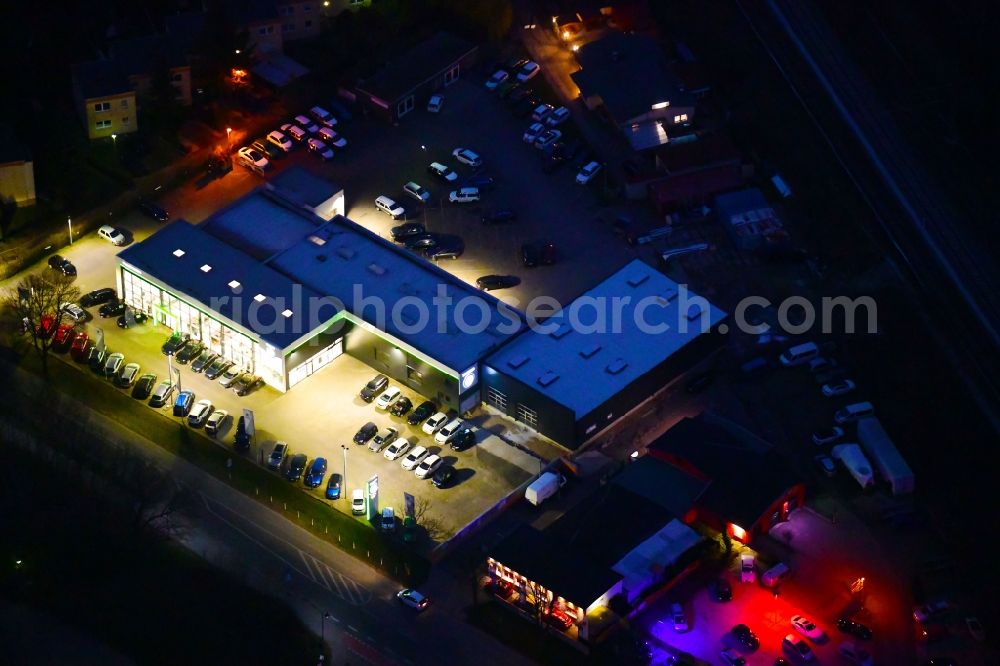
left=71, top=59, right=131, bottom=100
left=714, top=188, right=771, bottom=219
left=490, top=524, right=621, bottom=606
left=232, top=0, right=279, bottom=24
left=649, top=165, right=745, bottom=211
left=110, top=34, right=189, bottom=77
left=267, top=167, right=343, bottom=210
left=613, top=455, right=708, bottom=517
left=0, top=126, right=31, bottom=164
left=656, top=133, right=742, bottom=176
left=571, top=32, right=693, bottom=124
left=647, top=414, right=799, bottom=528
left=357, top=32, right=477, bottom=103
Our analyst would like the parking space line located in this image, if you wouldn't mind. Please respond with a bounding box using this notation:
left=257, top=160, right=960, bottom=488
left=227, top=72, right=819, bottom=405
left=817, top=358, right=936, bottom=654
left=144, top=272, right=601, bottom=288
left=298, top=549, right=331, bottom=591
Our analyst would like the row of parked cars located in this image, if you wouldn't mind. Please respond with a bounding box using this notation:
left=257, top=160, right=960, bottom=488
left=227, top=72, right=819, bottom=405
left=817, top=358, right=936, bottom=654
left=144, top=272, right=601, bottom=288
left=237, top=103, right=351, bottom=173
left=161, top=332, right=262, bottom=397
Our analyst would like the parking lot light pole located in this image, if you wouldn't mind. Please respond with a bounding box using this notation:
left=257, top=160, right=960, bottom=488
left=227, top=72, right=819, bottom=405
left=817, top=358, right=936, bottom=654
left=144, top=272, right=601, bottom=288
left=341, top=445, right=348, bottom=492
left=321, top=611, right=330, bottom=643
left=67, top=217, right=73, bottom=244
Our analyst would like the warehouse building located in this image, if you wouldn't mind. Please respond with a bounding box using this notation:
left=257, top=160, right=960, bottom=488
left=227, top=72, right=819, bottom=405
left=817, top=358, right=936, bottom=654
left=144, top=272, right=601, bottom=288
left=116, top=169, right=518, bottom=410
left=481, top=259, right=727, bottom=449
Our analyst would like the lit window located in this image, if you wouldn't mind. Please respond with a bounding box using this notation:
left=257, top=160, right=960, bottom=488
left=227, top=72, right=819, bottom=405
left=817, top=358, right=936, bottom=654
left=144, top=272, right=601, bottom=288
left=200, top=264, right=212, bottom=273
left=253, top=294, right=266, bottom=302
left=228, top=280, right=241, bottom=289
left=673, top=113, right=689, bottom=124
left=172, top=249, right=185, bottom=257
left=281, top=309, right=293, bottom=318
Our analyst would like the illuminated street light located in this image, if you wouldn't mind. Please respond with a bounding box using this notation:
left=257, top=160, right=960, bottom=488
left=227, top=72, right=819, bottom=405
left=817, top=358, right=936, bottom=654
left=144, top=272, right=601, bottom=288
left=67, top=216, right=73, bottom=245
left=235, top=49, right=241, bottom=55
left=630, top=450, right=639, bottom=459
left=226, top=127, right=233, bottom=150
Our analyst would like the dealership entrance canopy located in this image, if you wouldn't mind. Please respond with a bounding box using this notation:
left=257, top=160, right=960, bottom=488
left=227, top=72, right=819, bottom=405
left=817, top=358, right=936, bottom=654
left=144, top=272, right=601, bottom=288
left=116, top=168, right=521, bottom=411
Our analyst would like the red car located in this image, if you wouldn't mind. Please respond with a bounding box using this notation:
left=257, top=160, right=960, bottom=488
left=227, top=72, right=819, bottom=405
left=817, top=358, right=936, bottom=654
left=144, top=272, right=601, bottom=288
left=69, top=331, right=91, bottom=361
left=35, top=314, right=56, bottom=338
left=544, top=608, right=574, bottom=631
left=52, top=324, right=75, bottom=352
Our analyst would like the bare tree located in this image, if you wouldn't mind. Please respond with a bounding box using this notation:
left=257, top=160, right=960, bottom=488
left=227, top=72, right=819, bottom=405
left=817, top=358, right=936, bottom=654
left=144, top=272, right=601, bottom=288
left=413, top=496, right=447, bottom=541
left=1, top=272, right=81, bottom=377
left=102, top=445, right=195, bottom=538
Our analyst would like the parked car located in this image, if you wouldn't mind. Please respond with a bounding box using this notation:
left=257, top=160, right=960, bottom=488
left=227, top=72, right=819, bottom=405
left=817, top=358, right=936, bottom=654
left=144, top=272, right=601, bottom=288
left=316, top=126, right=347, bottom=148
left=115, top=362, right=140, bottom=388
left=359, top=374, right=389, bottom=403
left=837, top=618, right=872, bottom=640
left=516, top=60, right=540, bottom=81
left=380, top=506, right=395, bottom=532
left=546, top=106, right=570, bottom=126
left=403, top=181, right=431, bottom=203
left=383, top=438, right=412, bottom=461
left=81, top=288, right=116, bottom=308
left=485, top=69, right=509, bottom=90
left=812, top=426, right=845, bottom=446
left=98, top=301, right=126, bottom=318
left=913, top=600, right=949, bottom=623
left=353, top=422, right=378, bottom=445
left=791, top=615, right=826, bottom=641
left=173, top=390, right=196, bottom=416
left=401, top=446, right=429, bottom=471
left=52, top=324, right=75, bottom=353
left=285, top=454, right=308, bottom=482
left=188, top=399, right=214, bottom=427
left=447, top=427, right=476, bottom=451
left=389, top=396, right=413, bottom=417
left=234, top=415, right=251, bottom=452
left=175, top=341, right=205, bottom=364
left=531, top=103, right=554, bottom=123
left=740, top=553, right=756, bottom=583
left=237, top=146, right=269, bottom=172
left=432, top=465, right=455, bottom=488
left=351, top=489, right=366, bottom=514
left=396, top=588, right=428, bottom=611
left=719, top=649, right=745, bottom=666
left=267, top=442, right=288, bottom=470
left=434, top=418, right=462, bottom=444
left=97, top=225, right=126, bottom=246
left=390, top=222, right=426, bottom=242
left=293, top=114, right=319, bottom=133
left=233, top=374, right=262, bottom=396
left=70, top=333, right=92, bottom=361
left=327, top=98, right=353, bottom=122
left=534, top=129, right=561, bottom=150
left=482, top=208, right=517, bottom=225
left=422, top=412, right=449, bottom=434
left=375, top=195, right=406, bottom=219
left=60, top=302, right=87, bottom=323
left=732, top=624, right=759, bottom=650
left=369, top=426, right=398, bottom=453
left=374, top=385, right=402, bottom=410
left=191, top=349, right=217, bottom=373
left=476, top=274, right=519, bottom=291
left=131, top=373, right=157, bottom=400
left=304, top=457, right=327, bottom=488
left=427, top=161, right=458, bottom=182
left=218, top=366, right=242, bottom=388
left=203, top=358, right=232, bottom=382
left=88, top=346, right=107, bottom=374
left=427, top=94, right=443, bottom=112
left=407, top=400, right=437, bottom=425
left=522, top=241, right=557, bottom=267
left=544, top=608, right=573, bottom=631
left=781, top=634, right=815, bottom=661
left=161, top=332, right=189, bottom=355
left=415, top=454, right=442, bottom=479
left=452, top=148, right=482, bottom=168
left=523, top=122, right=546, bottom=143
left=116, top=310, right=148, bottom=328
left=266, top=130, right=293, bottom=152
left=48, top=255, right=77, bottom=276
left=425, top=240, right=464, bottom=260
left=307, top=138, right=335, bottom=161
left=404, top=233, right=440, bottom=252
left=148, top=380, right=175, bottom=407
left=670, top=602, right=689, bottom=632
left=576, top=161, right=603, bottom=185
left=713, top=578, right=732, bottom=601
left=448, top=187, right=480, bottom=203
left=309, top=105, right=337, bottom=127
left=822, top=379, right=856, bottom=397
left=138, top=200, right=169, bottom=222
left=205, top=409, right=230, bottom=436
left=103, top=351, right=125, bottom=379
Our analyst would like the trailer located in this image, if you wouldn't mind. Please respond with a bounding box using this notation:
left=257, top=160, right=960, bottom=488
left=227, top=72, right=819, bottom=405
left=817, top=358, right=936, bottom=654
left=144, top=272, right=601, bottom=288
left=857, top=417, right=914, bottom=495
left=831, top=444, right=875, bottom=490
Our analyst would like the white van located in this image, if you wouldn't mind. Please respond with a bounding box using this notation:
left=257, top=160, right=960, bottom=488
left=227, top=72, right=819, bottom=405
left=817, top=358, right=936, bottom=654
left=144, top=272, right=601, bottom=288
left=761, top=562, right=791, bottom=588
left=834, top=401, right=875, bottom=425
left=375, top=195, right=405, bottom=219
left=779, top=342, right=819, bottom=366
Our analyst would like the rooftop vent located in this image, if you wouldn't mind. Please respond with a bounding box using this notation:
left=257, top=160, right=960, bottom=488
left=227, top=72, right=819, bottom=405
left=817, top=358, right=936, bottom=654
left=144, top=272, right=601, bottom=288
left=626, top=273, right=649, bottom=287
left=537, top=371, right=559, bottom=387
left=606, top=358, right=628, bottom=375
left=307, top=234, right=327, bottom=246
left=507, top=354, right=529, bottom=369
left=200, top=264, right=212, bottom=273
left=253, top=294, right=266, bottom=303
left=228, top=280, right=241, bottom=290
left=550, top=322, right=572, bottom=339
left=580, top=343, right=602, bottom=359
left=281, top=309, right=293, bottom=318
left=335, top=247, right=355, bottom=260
left=367, top=263, right=386, bottom=276
left=172, top=249, right=185, bottom=258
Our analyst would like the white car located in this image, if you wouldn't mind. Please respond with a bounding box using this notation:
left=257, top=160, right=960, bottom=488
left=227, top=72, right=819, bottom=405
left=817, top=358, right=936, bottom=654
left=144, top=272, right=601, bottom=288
left=516, top=60, right=540, bottom=82
left=219, top=366, right=242, bottom=388
left=401, top=445, right=428, bottom=471
left=60, top=302, right=87, bottom=323
left=205, top=409, right=229, bottom=436
left=317, top=126, right=347, bottom=147
left=434, top=418, right=463, bottom=444
left=523, top=122, right=546, bottom=143
left=576, top=161, right=602, bottom=184
left=375, top=195, right=405, bottom=219
left=375, top=385, right=401, bottom=410
left=279, top=123, right=307, bottom=143
left=423, top=412, right=449, bottom=435
left=116, top=362, right=140, bottom=387
left=383, top=438, right=412, bottom=461
left=531, top=103, right=554, bottom=122
left=448, top=187, right=480, bottom=203
left=812, top=426, right=844, bottom=446
left=452, top=147, right=482, bottom=167
left=237, top=146, right=269, bottom=171
left=822, top=379, right=856, bottom=397
left=351, top=489, right=365, bottom=515
left=307, top=138, right=335, bottom=161
left=782, top=634, right=815, bottom=662
left=415, top=454, right=442, bottom=479
left=428, top=161, right=458, bottom=182
left=791, top=615, right=826, bottom=641
left=534, top=129, right=561, bottom=149
left=97, top=225, right=126, bottom=246
left=670, top=602, right=688, bottom=632
left=740, top=553, right=756, bottom=583
left=188, top=399, right=214, bottom=427
left=546, top=106, right=570, bottom=126
left=103, top=351, right=124, bottom=377
left=293, top=114, right=320, bottom=134
left=310, top=105, right=337, bottom=127
left=427, top=94, right=444, bottom=112
left=266, top=130, right=293, bottom=152
left=837, top=643, right=873, bottom=666
left=485, top=70, right=508, bottom=90
left=403, top=181, right=431, bottom=203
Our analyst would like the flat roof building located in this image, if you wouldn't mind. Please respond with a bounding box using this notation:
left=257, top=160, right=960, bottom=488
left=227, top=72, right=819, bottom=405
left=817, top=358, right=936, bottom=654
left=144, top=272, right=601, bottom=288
left=482, top=259, right=726, bottom=448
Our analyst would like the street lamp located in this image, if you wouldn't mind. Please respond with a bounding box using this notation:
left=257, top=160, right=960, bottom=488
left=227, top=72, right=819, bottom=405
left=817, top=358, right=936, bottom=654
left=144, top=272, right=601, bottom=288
left=340, top=445, right=348, bottom=492
left=226, top=127, right=233, bottom=150
left=67, top=216, right=73, bottom=245
left=321, top=611, right=331, bottom=641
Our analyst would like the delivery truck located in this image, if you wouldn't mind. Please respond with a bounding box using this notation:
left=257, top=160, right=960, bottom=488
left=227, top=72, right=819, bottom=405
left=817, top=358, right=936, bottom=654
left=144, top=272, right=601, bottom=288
left=524, top=472, right=565, bottom=506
